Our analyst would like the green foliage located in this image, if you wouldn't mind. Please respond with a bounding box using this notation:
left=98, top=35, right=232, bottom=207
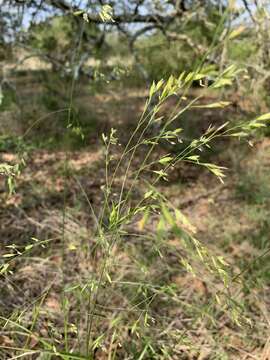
left=0, top=86, right=16, bottom=111
left=228, top=36, right=257, bottom=63
left=236, top=170, right=270, bottom=205
left=28, top=15, right=100, bottom=68
left=0, top=135, right=21, bottom=151
left=30, top=16, right=74, bottom=55
left=133, top=2, right=227, bottom=82
left=137, top=34, right=191, bottom=80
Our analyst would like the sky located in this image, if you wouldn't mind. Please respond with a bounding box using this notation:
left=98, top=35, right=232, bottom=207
left=1, top=0, right=264, bottom=34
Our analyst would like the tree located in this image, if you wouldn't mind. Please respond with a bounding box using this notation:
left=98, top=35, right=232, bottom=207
left=1, top=0, right=232, bottom=78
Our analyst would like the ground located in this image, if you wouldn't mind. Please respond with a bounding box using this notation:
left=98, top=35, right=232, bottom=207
left=0, top=75, right=270, bottom=359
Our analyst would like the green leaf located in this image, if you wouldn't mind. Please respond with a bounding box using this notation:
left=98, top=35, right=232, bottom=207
left=99, top=4, right=114, bottom=23
left=203, top=163, right=227, bottom=182
left=156, top=79, right=164, bottom=91
left=255, top=112, right=270, bottom=121
left=153, top=170, right=168, bottom=181
left=0, top=86, right=3, bottom=106
left=102, top=133, right=108, bottom=143
left=186, top=155, right=200, bottom=162
left=245, top=120, right=266, bottom=129
left=0, top=263, right=10, bottom=274
left=228, top=25, right=245, bottom=40
left=149, top=81, right=156, bottom=98
left=158, top=156, right=173, bottom=165
left=193, top=101, right=231, bottom=108
left=144, top=190, right=153, bottom=199
left=138, top=210, right=149, bottom=231
left=161, top=204, right=174, bottom=227
left=185, top=72, right=206, bottom=83
left=230, top=131, right=248, bottom=137
left=212, top=78, right=233, bottom=89
left=175, top=208, right=196, bottom=233
left=73, top=10, right=84, bottom=16
left=109, top=204, right=117, bottom=226
left=83, top=13, right=89, bottom=22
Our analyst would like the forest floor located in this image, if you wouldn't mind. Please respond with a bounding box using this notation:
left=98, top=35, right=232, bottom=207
left=0, top=79, right=270, bottom=359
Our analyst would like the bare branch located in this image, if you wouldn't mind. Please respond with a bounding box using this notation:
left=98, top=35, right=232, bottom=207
left=45, top=0, right=184, bottom=25
left=242, top=0, right=256, bottom=23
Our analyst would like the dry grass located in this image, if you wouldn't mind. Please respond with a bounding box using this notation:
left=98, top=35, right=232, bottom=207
left=1, top=69, right=270, bottom=358
left=0, top=126, right=270, bottom=359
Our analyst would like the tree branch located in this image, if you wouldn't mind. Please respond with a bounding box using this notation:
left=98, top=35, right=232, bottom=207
left=45, top=0, right=183, bottom=25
